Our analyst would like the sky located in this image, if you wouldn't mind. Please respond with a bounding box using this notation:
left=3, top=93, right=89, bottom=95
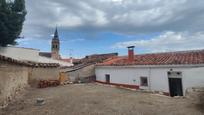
left=17, top=0, right=204, bottom=58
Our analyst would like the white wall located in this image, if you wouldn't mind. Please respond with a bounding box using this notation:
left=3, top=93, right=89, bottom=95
left=0, top=46, right=39, bottom=61
left=95, top=67, right=149, bottom=88
left=182, top=67, right=204, bottom=93
left=0, top=46, right=73, bottom=67
left=95, top=66, right=204, bottom=95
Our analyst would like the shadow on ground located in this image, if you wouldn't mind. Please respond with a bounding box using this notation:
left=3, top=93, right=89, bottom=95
left=195, top=92, right=204, bottom=113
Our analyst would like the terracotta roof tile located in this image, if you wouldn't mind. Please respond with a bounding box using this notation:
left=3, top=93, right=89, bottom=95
left=97, top=50, right=204, bottom=66
left=75, top=53, right=118, bottom=65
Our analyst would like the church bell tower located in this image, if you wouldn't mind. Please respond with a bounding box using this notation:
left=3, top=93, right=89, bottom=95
left=51, top=27, right=60, bottom=59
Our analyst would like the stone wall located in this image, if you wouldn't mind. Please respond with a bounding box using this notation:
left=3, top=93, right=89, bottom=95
left=0, top=61, right=60, bottom=108
left=0, top=61, right=29, bottom=108
left=28, top=67, right=60, bottom=87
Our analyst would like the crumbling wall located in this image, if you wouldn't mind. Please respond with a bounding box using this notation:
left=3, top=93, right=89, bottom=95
left=0, top=61, right=29, bottom=108
left=0, top=60, right=60, bottom=107
left=28, top=67, right=60, bottom=87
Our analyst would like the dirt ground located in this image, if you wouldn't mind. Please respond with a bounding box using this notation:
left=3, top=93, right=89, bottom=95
left=0, top=83, right=203, bottom=115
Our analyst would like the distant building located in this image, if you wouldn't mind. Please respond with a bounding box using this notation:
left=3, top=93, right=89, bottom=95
left=61, top=58, right=80, bottom=64
left=61, top=53, right=118, bottom=82
left=39, top=27, right=61, bottom=60
left=74, top=53, right=118, bottom=65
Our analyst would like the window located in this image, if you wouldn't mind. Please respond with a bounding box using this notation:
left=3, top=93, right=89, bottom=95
left=140, top=77, right=148, bottom=86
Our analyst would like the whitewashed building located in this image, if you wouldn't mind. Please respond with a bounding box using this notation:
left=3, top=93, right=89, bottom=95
left=95, top=46, right=204, bottom=96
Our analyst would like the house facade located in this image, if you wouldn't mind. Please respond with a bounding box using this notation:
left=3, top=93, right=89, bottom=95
left=95, top=47, right=204, bottom=96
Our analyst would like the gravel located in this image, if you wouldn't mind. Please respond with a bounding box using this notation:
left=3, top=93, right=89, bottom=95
left=0, top=83, right=203, bottom=115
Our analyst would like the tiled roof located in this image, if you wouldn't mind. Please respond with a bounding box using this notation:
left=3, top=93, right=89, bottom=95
left=60, top=53, right=118, bottom=70
left=76, top=53, right=118, bottom=65
left=0, top=55, right=59, bottom=67
left=97, top=50, right=204, bottom=66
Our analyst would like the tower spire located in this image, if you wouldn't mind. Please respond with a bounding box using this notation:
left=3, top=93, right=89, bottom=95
left=54, top=26, right=58, bottom=38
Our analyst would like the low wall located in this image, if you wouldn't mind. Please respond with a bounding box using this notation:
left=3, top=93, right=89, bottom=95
left=29, top=67, right=60, bottom=87
left=65, top=64, right=95, bottom=82
left=0, top=61, right=29, bottom=108
left=0, top=60, right=60, bottom=108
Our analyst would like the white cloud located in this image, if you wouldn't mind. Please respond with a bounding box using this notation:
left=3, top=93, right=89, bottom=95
left=22, top=0, right=204, bottom=40
left=112, top=31, right=204, bottom=53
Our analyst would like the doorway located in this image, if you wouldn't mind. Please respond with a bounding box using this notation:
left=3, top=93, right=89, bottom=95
left=168, top=78, right=183, bottom=97
left=105, top=74, right=110, bottom=83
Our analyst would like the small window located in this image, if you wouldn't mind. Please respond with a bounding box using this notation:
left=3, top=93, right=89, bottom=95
left=140, top=77, right=148, bottom=86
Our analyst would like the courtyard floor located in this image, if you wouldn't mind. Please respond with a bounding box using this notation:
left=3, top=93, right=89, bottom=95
left=0, top=83, right=203, bottom=115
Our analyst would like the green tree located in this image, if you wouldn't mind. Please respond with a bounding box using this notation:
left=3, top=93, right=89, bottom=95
left=0, top=0, right=26, bottom=46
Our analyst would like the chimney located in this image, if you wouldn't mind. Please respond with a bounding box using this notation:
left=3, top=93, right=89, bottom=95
left=127, top=46, right=135, bottom=62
